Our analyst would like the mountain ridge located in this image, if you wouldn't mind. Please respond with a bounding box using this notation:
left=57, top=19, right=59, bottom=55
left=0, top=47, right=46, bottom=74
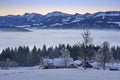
left=0, top=11, right=120, bottom=29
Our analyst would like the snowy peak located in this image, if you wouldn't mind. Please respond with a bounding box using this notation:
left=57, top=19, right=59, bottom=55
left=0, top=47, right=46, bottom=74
left=45, top=11, right=71, bottom=18
left=6, top=15, right=18, bottom=17
left=74, top=13, right=82, bottom=17
left=23, top=13, right=43, bottom=21
left=93, top=11, right=120, bottom=18
left=83, top=13, right=92, bottom=18
left=5, top=15, right=22, bottom=18
left=23, top=13, right=43, bottom=17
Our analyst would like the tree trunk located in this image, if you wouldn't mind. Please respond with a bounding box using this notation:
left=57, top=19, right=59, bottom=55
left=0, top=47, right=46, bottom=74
left=84, top=55, right=87, bottom=70
left=103, top=59, right=106, bottom=70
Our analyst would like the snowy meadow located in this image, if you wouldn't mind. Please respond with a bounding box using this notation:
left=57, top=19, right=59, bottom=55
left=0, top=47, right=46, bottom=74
left=0, top=29, right=120, bottom=52
left=0, top=69, right=120, bottom=80
left=0, top=29, right=120, bottom=80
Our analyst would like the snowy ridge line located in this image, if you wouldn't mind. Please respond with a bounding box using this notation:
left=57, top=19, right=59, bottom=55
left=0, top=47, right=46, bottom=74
left=0, top=11, right=120, bottom=29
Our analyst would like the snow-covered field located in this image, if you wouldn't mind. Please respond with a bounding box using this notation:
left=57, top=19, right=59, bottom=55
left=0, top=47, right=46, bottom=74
left=0, top=29, right=120, bottom=80
left=0, top=29, right=120, bottom=52
left=0, top=68, right=120, bottom=80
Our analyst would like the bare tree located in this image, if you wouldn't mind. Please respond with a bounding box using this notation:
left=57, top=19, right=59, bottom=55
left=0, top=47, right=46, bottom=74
left=0, top=59, right=9, bottom=70
left=39, top=57, right=44, bottom=69
left=79, top=30, right=92, bottom=69
left=60, top=48, right=70, bottom=67
left=82, top=30, right=92, bottom=47
left=96, top=41, right=112, bottom=70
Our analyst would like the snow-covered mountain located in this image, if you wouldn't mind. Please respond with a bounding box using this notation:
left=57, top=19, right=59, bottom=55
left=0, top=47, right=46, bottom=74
left=45, top=11, right=71, bottom=18
left=0, top=11, right=120, bottom=29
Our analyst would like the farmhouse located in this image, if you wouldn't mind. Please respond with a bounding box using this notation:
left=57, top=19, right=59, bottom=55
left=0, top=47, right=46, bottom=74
left=43, top=58, right=73, bottom=68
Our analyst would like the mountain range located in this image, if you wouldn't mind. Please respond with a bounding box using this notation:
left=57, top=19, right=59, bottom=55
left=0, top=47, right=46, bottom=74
left=0, top=11, right=120, bottom=29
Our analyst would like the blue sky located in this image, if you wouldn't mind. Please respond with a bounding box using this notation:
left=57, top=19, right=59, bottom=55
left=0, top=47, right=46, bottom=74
left=0, top=0, right=120, bottom=16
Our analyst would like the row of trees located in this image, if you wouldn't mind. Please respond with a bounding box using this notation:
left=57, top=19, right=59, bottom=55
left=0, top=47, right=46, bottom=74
left=0, top=43, right=120, bottom=67
left=0, top=30, right=120, bottom=70
left=0, top=44, right=97, bottom=66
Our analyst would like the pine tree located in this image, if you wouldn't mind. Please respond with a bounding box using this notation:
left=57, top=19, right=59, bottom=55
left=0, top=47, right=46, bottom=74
left=31, top=46, right=39, bottom=65
left=70, top=45, right=80, bottom=60
left=42, top=45, right=47, bottom=57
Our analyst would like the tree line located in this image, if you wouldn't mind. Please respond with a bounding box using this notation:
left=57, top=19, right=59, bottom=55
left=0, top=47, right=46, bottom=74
left=0, top=30, right=120, bottom=70
left=0, top=44, right=120, bottom=67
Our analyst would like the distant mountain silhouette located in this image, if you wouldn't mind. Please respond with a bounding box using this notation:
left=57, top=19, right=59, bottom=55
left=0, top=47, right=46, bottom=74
left=0, top=11, right=120, bottom=29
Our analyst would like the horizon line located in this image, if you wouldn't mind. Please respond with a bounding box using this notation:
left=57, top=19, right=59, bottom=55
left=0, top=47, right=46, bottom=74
left=1, top=10, right=120, bottom=16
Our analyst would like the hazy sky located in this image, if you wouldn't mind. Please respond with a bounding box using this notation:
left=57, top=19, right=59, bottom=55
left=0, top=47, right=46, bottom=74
left=0, top=0, right=120, bottom=16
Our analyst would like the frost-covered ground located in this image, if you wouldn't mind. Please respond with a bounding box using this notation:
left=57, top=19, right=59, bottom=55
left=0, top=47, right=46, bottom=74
left=0, top=29, right=120, bottom=52
left=0, top=68, right=120, bottom=80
